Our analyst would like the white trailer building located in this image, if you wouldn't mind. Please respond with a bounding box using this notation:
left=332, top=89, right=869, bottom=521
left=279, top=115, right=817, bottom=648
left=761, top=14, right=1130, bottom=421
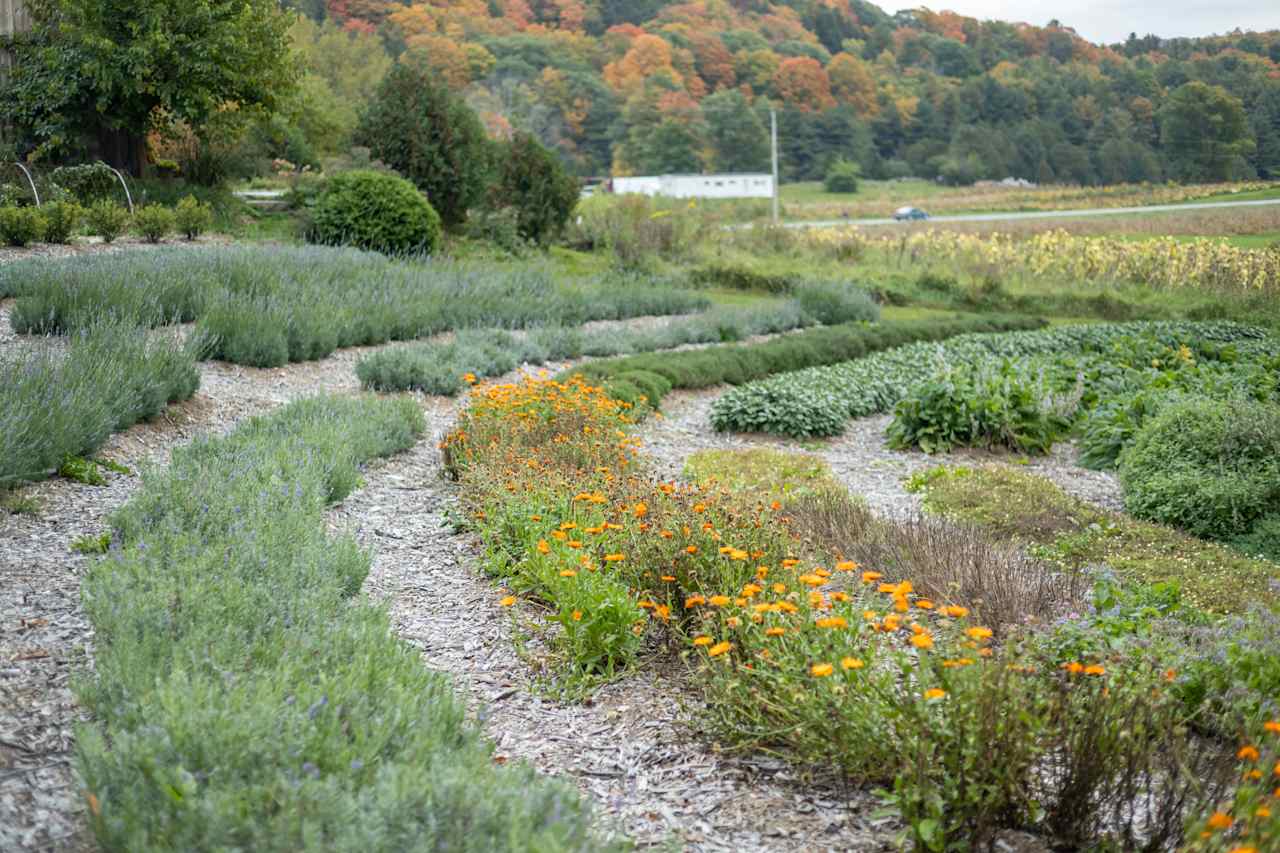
left=610, top=173, right=774, bottom=200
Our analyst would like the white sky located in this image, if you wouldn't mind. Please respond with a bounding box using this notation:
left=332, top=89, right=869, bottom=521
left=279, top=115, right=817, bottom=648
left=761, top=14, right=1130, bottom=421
left=903, top=1, right=1280, bottom=45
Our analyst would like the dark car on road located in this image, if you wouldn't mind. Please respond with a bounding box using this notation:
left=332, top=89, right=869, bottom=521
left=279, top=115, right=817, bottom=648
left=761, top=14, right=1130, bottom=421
left=893, top=206, right=930, bottom=221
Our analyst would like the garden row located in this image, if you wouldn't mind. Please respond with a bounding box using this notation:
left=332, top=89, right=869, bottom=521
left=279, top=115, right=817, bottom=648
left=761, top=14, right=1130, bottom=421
left=0, top=197, right=213, bottom=247
left=444, top=373, right=1278, bottom=851
left=567, top=312, right=1046, bottom=413
left=0, top=319, right=202, bottom=491
left=73, top=395, right=612, bottom=850
left=0, top=246, right=708, bottom=368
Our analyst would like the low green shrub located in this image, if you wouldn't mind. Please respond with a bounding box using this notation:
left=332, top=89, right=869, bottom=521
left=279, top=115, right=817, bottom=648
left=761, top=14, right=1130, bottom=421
left=1119, top=397, right=1280, bottom=542
left=823, top=158, right=860, bottom=193
left=886, top=361, right=1075, bottom=454
left=76, top=396, right=611, bottom=850
left=794, top=280, right=880, bottom=325
left=85, top=200, right=130, bottom=243
left=173, top=195, right=213, bottom=240
left=690, top=263, right=796, bottom=294
left=0, top=205, right=45, bottom=247
left=0, top=319, right=202, bottom=490
left=40, top=201, right=83, bottom=244
left=306, top=169, right=442, bottom=255
left=132, top=204, right=175, bottom=243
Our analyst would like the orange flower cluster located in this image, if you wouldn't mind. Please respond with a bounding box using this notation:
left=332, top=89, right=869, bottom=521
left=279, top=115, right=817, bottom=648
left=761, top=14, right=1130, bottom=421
left=1188, top=721, right=1280, bottom=851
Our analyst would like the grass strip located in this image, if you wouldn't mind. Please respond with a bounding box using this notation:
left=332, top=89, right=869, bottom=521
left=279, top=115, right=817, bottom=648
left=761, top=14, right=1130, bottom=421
left=1, top=245, right=708, bottom=367
left=0, top=318, right=201, bottom=490
left=76, top=395, right=612, bottom=851
left=567, top=313, right=1046, bottom=407
left=906, top=464, right=1280, bottom=615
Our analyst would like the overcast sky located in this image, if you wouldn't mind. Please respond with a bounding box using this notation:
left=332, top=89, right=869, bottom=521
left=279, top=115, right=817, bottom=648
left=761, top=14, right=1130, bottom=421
left=903, top=1, right=1280, bottom=45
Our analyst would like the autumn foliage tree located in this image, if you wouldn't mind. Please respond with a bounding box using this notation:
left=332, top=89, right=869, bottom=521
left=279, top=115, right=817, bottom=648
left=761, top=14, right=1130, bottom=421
left=772, top=57, right=835, bottom=111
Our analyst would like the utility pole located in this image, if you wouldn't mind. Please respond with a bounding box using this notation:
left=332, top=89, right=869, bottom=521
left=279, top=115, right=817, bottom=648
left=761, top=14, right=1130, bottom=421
left=770, top=108, right=780, bottom=225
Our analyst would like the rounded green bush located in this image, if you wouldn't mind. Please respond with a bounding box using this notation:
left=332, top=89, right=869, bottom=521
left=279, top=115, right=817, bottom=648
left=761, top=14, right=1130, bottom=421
left=795, top=280, right=880, bottom=325
left=134, top=204, right=176, bottom=243
left=615, top=370, right=672, bottom=408
left=0, top=206, right=46, bottom=247
left=823, top=159, right=861, bottom=193
left=306, top=170, right=442, bottom=256
left=1118, top=397, right=1280, bottom=540
left=85, top=201, right=130, bottom=243
left=40, top=201, right=83, bottom=244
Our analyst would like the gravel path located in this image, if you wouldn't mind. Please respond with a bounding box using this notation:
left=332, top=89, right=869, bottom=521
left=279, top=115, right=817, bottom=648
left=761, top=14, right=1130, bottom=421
left=639, top=389, right=1124, bottom=517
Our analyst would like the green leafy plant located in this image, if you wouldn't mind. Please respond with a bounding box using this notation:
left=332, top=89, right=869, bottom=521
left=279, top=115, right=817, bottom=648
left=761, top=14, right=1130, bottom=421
left=0, top=205, right=46, bottom=247
left=823, top=158, right=861, bottom=193
left=306, top=169, right=442, bottom=255
left=173, top=194, right=213, bottom=240
left=40, top=200, right=83, bottom=243
left=85, top=200, right=130, bottom=243
left=491, top=131, right=580, bottom=245
left=133, top=204, right=175, bottom=243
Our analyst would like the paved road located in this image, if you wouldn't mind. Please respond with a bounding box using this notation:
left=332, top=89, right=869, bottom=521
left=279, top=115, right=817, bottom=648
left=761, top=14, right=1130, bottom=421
left=769, top=196, right=1280, bottom=229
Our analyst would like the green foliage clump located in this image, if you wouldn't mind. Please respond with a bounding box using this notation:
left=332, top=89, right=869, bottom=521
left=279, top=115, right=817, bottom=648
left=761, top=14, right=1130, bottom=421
left=823, top=158, right=861, bottom=193
left=74, top=396, right=611, bottom=851
left=691, top=264, right=797, bottom=294
left=40, top=200, right=83, bottom=244
left=492, top=132, right=580, bottom=245
left=306, top=169, right=442, bottom=255
left=0, top=206, right=46, bottom=247
left=132, top=204, right=175, bottom=243
left=886, top=361, right=1074, bottom=454
left=794, top=280, right=880, bottom=325
left=173, top=195, right=213, bottom=240
left=85, top=200, right=130, bottom=243
left=0, top=319, right=202, bottom=491
left=356, top=62, right=491, bottom=228
left=1119, top=397, right=1280, bottom=542
left=48, top=162, right=120, bottom=204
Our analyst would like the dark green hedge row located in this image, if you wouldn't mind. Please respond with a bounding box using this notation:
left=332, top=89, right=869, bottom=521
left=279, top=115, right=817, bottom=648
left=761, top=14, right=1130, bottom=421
left=568, top=313, right=1047, bottom=406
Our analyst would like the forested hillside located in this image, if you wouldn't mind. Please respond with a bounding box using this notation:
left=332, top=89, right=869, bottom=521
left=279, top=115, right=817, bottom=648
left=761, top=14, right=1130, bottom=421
left=279, top=0, right=1280, bottom=184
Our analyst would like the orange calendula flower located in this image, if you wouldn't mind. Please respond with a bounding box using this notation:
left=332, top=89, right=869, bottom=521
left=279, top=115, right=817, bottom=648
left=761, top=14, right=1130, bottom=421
left=685, top=545, right=698, bottom=554
left=659, top=530, right=674, bottom=539
left=1264, top=720, right=1280, bottom=734
left=810, top=663, right=834, bottom=677
left=915, top=600, right=935, bottom=610
left=692, top=635, right=712, bottom=646
left=692, top=503, right=707, bottom=513
left=923, top=688, right=947, bottom=700
left=798, top=574, right=825, bottom=587
left=861, top=571, right=883, bottom=583
left=604, top=553, right=625, bottom=562
left=1084, top=664, right=1106, bottom=676
left=765, top=627, right=786, bottom=637
left=769, top=501, right=781, bottom=511
left=966, top=627, right=994, bottom=641
left=781, top=558, right=800, bottom=568
left=463, top=373, right=477, bottom=384
left=816, top=616, right=848, bottom=629
left=772, top=582, right=787, bottom=594
left=910, top=633, right=935, bottom=650
left=559, top=569, right=577, bottom=577
left=1206, top=811, right=1232, bottom=830
left=660, top=575, right=676, bottom=582
left=841, top=657, right=864, bottom=670
left=708, top=641, right=732, bottom=657
left=1239, top=745, right=1261, bottom=761
left=1164, top=668, right=1177, bottom=682
left=499, top=595, right=517, bottom=607
left=653, top=604, right=671, bottom=621
left=633, top=502, right=648, bottom=518
left=537, top=540, right=551, bottom=554
left=942, top=605, right=969, bottom=618
left=571, top=610, right=582, bottom=621
left=567, top=540, right=582, bottom=549
left=1062, top=661, right=1084, bottom=675
left=708, top=595, right=731, bottom=607
left=685, top=594, right=706, bottom=607
left=835, top=560, right=857, bottom=571
left=943, top=658, right=975, bottom=668
left=1257, top=806, right=1272, bottom=818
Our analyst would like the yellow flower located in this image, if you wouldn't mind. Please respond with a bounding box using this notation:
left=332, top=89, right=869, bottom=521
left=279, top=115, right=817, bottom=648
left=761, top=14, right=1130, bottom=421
left=910, top=633, right=934, bottom=650
left=965, top=626, right=994, bottom=641
left=841, top=657, right=864, bottom=670
left=816, top=616, right=847, bottom=629
left=942, top=605, right=969, bottom=618
left=692, top=635, right=712, bottom=646
left=499, top=595, right=516, bottom=607
left=772, top=582, right=787, bottom=594
left=1239, top=745, right=1261, bottom=761
left=810, top=663, right=834, bottom=677
left=835, top=560, right=857, bottom=571
left=708, top=595, right=731, bottom=607
left=463, top=372, right=477, bottom=384
left=915, top=599, right=935, bottom=610
left=604, top=553, right=625, bottom=562
left=559, top=569, right=577, bottom=577
left=861, top=571, right=882, bottom=583
left=765, top=627, right=786, bottom=637
left=536, top=540, right=550, bottom=554
left=571, top=610, right=582, bottom=621
left=1084, top=664, right=1106, bottom=676
left=660, top=575, right=676, bottom=582
left=708, top=641, right=732, bottom=657
left=923, top=688, right=947, bottom=700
